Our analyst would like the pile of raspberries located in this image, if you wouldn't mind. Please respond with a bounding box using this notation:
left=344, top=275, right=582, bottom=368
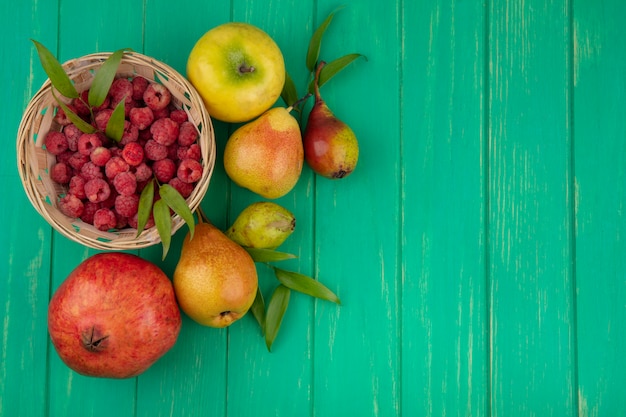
left=43, top=76, right=204, bottom=232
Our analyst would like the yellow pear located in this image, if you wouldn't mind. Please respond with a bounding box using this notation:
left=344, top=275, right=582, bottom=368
left=223, top=107, right=303, bottom=199
left=173, top=222, right=258, bottom=328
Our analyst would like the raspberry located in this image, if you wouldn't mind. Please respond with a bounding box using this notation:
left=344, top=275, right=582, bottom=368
left=114, top=194, right=140, bottom=218
left=54, top=104, right=76, bottom=126
left=167, top=143, right=179, bottom=161
left=90, top=146, right=112, bottom=166
left=168, top=177, right=194, bottom=198
left=105, top=156, right=129, bottom=179
left=110, top=146, right=123, bottom=158
left=120, top=121, right=139, bottom=145
left=55, top=150, right=73, bottom=165
left=80, top=201, right=100, bottom=224
left=128, top=212, right=155, bottom=230
left=116, top=215, right=129, bottom=230
left=44, top=131, right=69, bottom=155
left=84, top=178, right=111, bottom=203
left=177, top=159, right=203, bottom=183
left=109, top=78, right=134, bottom=108
left=68, top=175, right=86, bottom=199
left=129, top=106, right=155, bottom=131
left=58, top=194, right=84, bottom=218
left=50, top=162, right=72, bottom=184
left=80, top=161, right=104, bottom=181
left=78, top=133, right=103, bottom=156
left=63, top=124, right=82, bottom=151
left=72, top=90, right=91, bottom=117
left=169, top=109, right=188, bottom=124
left=100, top=188, right=118, bottom=209
left=177, top=143, right=202, bottom=161
left=113, top=171, right=137, bottom=196
left=126, top=100, right=141, bottom=118
left=143, top=83, right=171, bottom=111
left=150, top=118, right=179, bottom=146
left=144, top=139, right=168, bottom=161
left=68, top=152, right=90, bottom=171
left=93, top=208, right=117, bottom=231
left=152, top=158, right=176, bottom=183
left=132, top=76, right=149, bottom=100
left=133, top=162, right=153, bottom=182
left=152, top=106, right=171, bottom=120
left=177, top=121, right=199, bottom=146
left=138, top=127, right=152, bottom=141
left=94, top=109, right=113, bottom=130
left=121, top=142, right=144, bottom=166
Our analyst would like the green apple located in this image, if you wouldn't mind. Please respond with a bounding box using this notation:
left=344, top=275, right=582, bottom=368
left=187, top=22, right=286, bottom=123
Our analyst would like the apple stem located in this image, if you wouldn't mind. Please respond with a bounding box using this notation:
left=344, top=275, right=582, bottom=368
left=238, top=63, right=255, bottom=74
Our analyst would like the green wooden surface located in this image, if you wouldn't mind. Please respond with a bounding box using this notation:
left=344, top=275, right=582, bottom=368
left=1, top=1, right=625, bottom=416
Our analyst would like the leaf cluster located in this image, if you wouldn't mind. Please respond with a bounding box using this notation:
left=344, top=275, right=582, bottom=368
left=244, top=247, right=341, bottom=351
left=32, top=40, right=195, bottom=259
left=280, top=7, right=367, bottom=114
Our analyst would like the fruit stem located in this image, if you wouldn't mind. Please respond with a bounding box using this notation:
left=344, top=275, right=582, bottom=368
left=287, top=93, right=313, bottom=113
left=238, top=63, right=255, bottom=74
left=195, top=206, right=211, bottom=225
left=313, top=61, right=326, bottom=101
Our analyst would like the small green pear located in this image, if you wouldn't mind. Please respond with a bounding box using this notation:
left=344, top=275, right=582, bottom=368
left=226, top=201, right=296, bottom=249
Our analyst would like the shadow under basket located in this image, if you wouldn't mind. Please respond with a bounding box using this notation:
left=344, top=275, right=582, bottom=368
left=16, top=51, right=216, bottom=251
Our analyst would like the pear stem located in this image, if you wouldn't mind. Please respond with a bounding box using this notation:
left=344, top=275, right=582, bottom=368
left=195, top=206, right=211, bottom=225
left=287, top=93, right=313, bottom=113
left=313, top=61, right=326, bottom=101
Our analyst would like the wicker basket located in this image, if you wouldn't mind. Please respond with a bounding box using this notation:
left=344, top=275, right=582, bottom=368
left=16, top=51, right=216, bottom=250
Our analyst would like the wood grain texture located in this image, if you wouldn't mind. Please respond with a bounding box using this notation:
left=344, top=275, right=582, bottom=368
left=573, top=0, right=626, bottom=415
left=1, top=1, right=56, bottom=416
left=2, top=0, right=626, bottom=416
left=488, top=0, right=576, bottom=414
left=402, top=1, right=488, bottom=415
left=310, top=1, right=401, bottom=415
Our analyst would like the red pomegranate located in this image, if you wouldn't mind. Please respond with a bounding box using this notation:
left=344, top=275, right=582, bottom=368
left=48, top=252, right=181, bottom=378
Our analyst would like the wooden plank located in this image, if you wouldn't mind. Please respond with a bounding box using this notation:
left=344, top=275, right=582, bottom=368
left=573, top=0, right=626, bottom=414
left=310, top=1, right=401, bottom=415
left=401, top=0, right=489, bottom=415
left=135, top=2, right=232, bottom=416
left=44, top=2, right=145, bottom=415
left=0, top=1, right=57, bottom=415
left=488, top=0, right=576, bottom=414
left=224, top=0, right=317, bottom=415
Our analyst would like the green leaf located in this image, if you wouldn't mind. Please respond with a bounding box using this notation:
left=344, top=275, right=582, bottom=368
left=265, top=285, right=290, bottom=351
left=31, top=39, right=79, bottom=99
left=280, top=71, right=299, bottom=108
left=51, top=90, right=97, bottom=134
left=273, top=267, right=341, bottom=304
left=89, top=48, right=128, bottom=107
left=306, top=6, right=344, bottom=72
left=105, top=98, right=126, bottom=142
left=244, top=247, right=297, bottom=263
left=307, top=53, right=366, bottom=94
left=159, top=184, right=196, bottom=239
left=153, top=199, right=172, bottom=260
left=136, top=179, right=155, bottom=236
left=250, top=287, right=266, bottom=332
